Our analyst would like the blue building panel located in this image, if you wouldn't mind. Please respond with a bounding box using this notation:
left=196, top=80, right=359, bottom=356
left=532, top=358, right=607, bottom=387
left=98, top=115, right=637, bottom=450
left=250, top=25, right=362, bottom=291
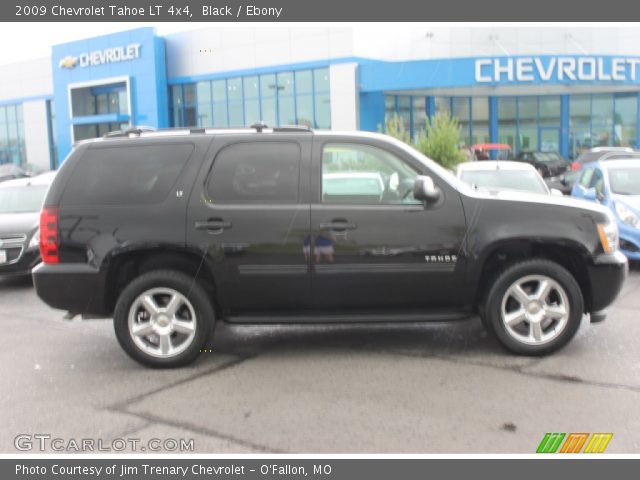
left=51, top=27, right=167, bottom=161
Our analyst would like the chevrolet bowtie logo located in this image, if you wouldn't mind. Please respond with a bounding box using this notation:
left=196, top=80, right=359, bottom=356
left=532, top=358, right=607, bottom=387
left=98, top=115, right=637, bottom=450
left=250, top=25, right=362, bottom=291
left=58, top=56, right=78, bottom=69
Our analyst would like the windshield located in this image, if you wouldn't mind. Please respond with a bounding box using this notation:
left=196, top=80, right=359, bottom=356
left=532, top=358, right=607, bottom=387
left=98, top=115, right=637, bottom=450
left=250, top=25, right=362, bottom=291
left=543, top=152, right=563, bottom=163
left=534, top=152, right=559, bottom=163
left=459, top=170, right=548, bottom=194
left=609, top=167, right=640, bottom=195
left=0, top=185, right=48, bottom=213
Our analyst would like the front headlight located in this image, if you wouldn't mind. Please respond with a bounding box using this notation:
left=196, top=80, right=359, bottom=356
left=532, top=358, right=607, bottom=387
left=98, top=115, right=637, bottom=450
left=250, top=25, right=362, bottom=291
left=614, top=201, right=640, bottom=227
left=28, top=228, right=40, bottom=249
left=597, top=217, right=619, bottom=254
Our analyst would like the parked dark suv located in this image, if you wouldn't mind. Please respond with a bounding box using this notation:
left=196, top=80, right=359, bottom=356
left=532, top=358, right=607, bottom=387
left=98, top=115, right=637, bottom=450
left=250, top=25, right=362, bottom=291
left=34, top=126, right=628, bottom=367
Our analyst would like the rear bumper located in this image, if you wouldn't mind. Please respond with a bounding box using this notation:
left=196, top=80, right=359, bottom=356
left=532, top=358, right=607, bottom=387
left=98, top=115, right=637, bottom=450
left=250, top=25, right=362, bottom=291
left=586, top=250, right=628, bottom=312
left=32, top=263, right=109, bottom=315
left=0, top=248, right=40, bottom=277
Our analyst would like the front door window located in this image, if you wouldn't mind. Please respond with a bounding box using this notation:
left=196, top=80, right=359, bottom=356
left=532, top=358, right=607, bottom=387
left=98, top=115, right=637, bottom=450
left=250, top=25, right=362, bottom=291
left=321, top=143, right=420, bottom=205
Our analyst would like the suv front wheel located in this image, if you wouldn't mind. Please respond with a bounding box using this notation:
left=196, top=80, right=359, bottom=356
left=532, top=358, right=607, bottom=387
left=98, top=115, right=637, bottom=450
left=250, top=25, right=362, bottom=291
left=114, top=270, right=214, bottom=368
left=483, top=259, right=584, bottom=355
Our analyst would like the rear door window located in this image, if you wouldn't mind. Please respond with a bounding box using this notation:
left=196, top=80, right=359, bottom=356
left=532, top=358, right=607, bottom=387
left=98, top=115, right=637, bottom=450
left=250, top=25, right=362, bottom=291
left=206, top=142, right=300, bottom=203
left=61, top=143, right=194, bottom=206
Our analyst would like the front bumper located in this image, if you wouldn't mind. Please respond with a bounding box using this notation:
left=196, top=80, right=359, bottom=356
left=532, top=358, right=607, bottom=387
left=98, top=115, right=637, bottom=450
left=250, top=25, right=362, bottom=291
left=586, top=250, right=628, bottom=312
left=0, top=248, right=40, bottom=277
left=32, top=263, right=109, bottom=315
left=617, top=222, right=640, bottom=260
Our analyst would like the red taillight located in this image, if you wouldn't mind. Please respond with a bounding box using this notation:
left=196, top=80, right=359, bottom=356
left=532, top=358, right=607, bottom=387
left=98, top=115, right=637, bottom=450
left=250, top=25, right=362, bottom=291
left=40, top=207, right=59, bottom=264
left=571, top=161, right=580, bottom=171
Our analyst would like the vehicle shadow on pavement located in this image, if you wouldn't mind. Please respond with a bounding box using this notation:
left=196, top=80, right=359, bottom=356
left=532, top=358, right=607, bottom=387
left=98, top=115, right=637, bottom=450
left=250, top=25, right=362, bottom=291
left=0, top=275, right=33, bottom=289
left=204, top=317, right=503, bottom=361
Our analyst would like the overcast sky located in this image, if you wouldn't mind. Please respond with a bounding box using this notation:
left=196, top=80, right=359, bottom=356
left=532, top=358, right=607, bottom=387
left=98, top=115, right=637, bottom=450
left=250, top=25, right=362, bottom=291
left=0, top=23, right=205, bottom=65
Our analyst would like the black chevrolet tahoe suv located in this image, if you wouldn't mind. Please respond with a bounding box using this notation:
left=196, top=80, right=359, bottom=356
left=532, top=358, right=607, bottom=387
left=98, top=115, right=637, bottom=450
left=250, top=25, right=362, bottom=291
left=33, top=126, right=628, bottom=367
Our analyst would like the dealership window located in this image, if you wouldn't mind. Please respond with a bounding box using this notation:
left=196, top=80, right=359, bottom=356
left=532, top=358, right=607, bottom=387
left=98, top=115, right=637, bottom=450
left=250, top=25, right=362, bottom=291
left=518, top=97, right=538, bottom=152
left=313, top=69, right=331, bottom=129
left=170, top=67, right=331, bottom=129
left=73, top=122, right=129, bottom=142
left=70, top=82, right=128, bottom=117
left=183, top=84, right=197, bottom=128
left=213, top=80, right=229, bottom=127
left=0, top=103, right=25, bottom=166
left=452, top=98, right=471, bottom=146
left=498, top=97, right=517, bottom=150
left=170, top=86, right=182, bottom=127
left=569, top=95, right=591, bottom=158
left=295, top=71, right=313, bottom=127
left=471, top=97, right=490, bottom=145
left=386, top=95, right=489, bottom=146
left=497, top=96, right=561, bottom=155
left=277, top=72, right=295, bottom=125
left=244, top=76, right=260, bottom=126
left=615, top=94, right=638, bottom=148
left=196, top=82, right=212, bottom=127
left=434, top=97, right=451, bottom=116
left=260, top=74, right=277, bottom=126
left=569, top=93, right=638, bottom=159
left=413, top=97, right=427, bottom=135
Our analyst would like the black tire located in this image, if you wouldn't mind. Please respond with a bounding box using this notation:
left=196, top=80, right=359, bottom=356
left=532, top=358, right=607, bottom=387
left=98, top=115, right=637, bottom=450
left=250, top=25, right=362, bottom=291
left=114, top=270, right=214, bottom=368
left=481, top=259, right=584, bottom=356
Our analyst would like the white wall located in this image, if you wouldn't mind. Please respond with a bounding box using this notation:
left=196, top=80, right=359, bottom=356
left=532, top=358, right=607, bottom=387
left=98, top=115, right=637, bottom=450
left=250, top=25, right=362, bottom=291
left=329, top=63, right=358, bottom=131
left=22, top=100, right=51, bottom=170
left=352, top=26, right=640, bottom=61
left=0, top=58, right=51, bottom=101
left=165, top=26, right=354, bottom=79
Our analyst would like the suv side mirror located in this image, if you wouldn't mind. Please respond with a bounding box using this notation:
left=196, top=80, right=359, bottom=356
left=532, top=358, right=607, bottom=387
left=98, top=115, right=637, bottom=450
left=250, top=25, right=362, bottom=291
left=583, top=187, right=597, bottom=201
left=413, top=175, right=441, bottom=203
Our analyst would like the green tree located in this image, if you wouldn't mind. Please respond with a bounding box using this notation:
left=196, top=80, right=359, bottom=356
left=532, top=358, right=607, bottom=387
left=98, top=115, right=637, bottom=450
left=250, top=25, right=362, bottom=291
left=414, top=112, right=466, bottom=169
left=379, top=112, right=410, bottom=144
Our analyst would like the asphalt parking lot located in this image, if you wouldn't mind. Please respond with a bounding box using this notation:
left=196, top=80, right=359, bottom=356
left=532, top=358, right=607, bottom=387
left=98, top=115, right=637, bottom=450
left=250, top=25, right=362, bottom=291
left=1, top=268, right=640, bottom=454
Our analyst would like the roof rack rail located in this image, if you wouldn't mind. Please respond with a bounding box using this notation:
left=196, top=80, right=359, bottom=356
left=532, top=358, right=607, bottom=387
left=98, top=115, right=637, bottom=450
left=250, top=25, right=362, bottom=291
left=103, top=126, right=157, bottom=138
left=249, top=122, right=312, bottom=133
left=273, top=125, right=312, bottom=133
left=250, top=121, right=269, bottom=133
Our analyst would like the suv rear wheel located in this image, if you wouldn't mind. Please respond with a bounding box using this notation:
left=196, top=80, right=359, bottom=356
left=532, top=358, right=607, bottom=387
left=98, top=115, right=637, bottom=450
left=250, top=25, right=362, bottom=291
left=113, top=270, right=214, bottom=368
left=482, top=259, right=584, bottom=355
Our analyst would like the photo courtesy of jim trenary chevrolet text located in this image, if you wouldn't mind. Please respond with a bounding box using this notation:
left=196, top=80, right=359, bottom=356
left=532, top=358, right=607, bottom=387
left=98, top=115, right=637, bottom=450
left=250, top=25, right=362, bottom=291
left=0, top=0, right=639, bottom=478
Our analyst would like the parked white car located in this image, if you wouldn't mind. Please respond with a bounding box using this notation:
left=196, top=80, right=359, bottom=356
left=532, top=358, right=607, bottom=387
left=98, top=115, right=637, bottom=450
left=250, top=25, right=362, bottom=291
left=456, top=161, right=562, bottom=196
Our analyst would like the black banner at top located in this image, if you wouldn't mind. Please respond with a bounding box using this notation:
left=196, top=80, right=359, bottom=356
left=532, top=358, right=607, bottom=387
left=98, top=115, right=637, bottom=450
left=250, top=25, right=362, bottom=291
left=4, top=0, right=640, bottom=22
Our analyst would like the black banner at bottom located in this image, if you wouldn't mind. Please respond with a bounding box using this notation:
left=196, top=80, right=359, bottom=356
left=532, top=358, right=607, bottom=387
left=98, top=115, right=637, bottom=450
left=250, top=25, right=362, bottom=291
left=4, top=459, right=639, bottom=480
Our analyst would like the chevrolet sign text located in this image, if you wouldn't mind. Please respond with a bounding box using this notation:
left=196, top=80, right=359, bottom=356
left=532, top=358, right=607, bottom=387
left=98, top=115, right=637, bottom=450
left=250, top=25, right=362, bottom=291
left=475, top=57, right=640, bottom=83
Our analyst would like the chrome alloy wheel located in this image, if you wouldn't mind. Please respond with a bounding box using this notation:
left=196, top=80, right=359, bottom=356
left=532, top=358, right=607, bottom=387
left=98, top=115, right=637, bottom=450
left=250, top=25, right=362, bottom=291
left=500, top=275, right=570, bottom=346
left=128, top=288, right=197, bottom=358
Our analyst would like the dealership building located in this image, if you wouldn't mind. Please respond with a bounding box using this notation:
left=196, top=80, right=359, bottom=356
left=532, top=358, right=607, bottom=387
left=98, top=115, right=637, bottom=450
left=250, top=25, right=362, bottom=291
left=2, top=25, right=640, bottom=170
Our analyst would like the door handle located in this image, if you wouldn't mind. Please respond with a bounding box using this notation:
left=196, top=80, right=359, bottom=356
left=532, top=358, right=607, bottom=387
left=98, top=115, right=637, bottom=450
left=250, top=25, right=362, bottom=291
left=195, top=219, right=232, bottom=233
left=319, top=221, right=357, bottom=232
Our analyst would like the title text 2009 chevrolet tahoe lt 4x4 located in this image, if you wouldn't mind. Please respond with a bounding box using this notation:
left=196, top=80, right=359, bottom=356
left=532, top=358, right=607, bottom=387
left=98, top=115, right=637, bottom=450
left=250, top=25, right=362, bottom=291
left=34, top=126, right=627, bottom=367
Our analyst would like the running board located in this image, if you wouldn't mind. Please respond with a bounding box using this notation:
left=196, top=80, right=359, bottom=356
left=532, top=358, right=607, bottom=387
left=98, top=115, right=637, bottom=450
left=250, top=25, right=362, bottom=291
left=225, top=311, right=472, bottom=324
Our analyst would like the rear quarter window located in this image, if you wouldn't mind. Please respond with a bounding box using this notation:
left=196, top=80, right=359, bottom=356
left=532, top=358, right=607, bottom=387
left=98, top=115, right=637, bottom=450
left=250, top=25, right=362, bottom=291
left=60, top=143, right=194, bottom=206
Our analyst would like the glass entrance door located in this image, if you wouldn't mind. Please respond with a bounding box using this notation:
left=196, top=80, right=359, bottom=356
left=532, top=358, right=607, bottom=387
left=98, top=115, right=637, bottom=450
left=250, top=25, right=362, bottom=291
left=540, top=127, right=561, bottom=152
